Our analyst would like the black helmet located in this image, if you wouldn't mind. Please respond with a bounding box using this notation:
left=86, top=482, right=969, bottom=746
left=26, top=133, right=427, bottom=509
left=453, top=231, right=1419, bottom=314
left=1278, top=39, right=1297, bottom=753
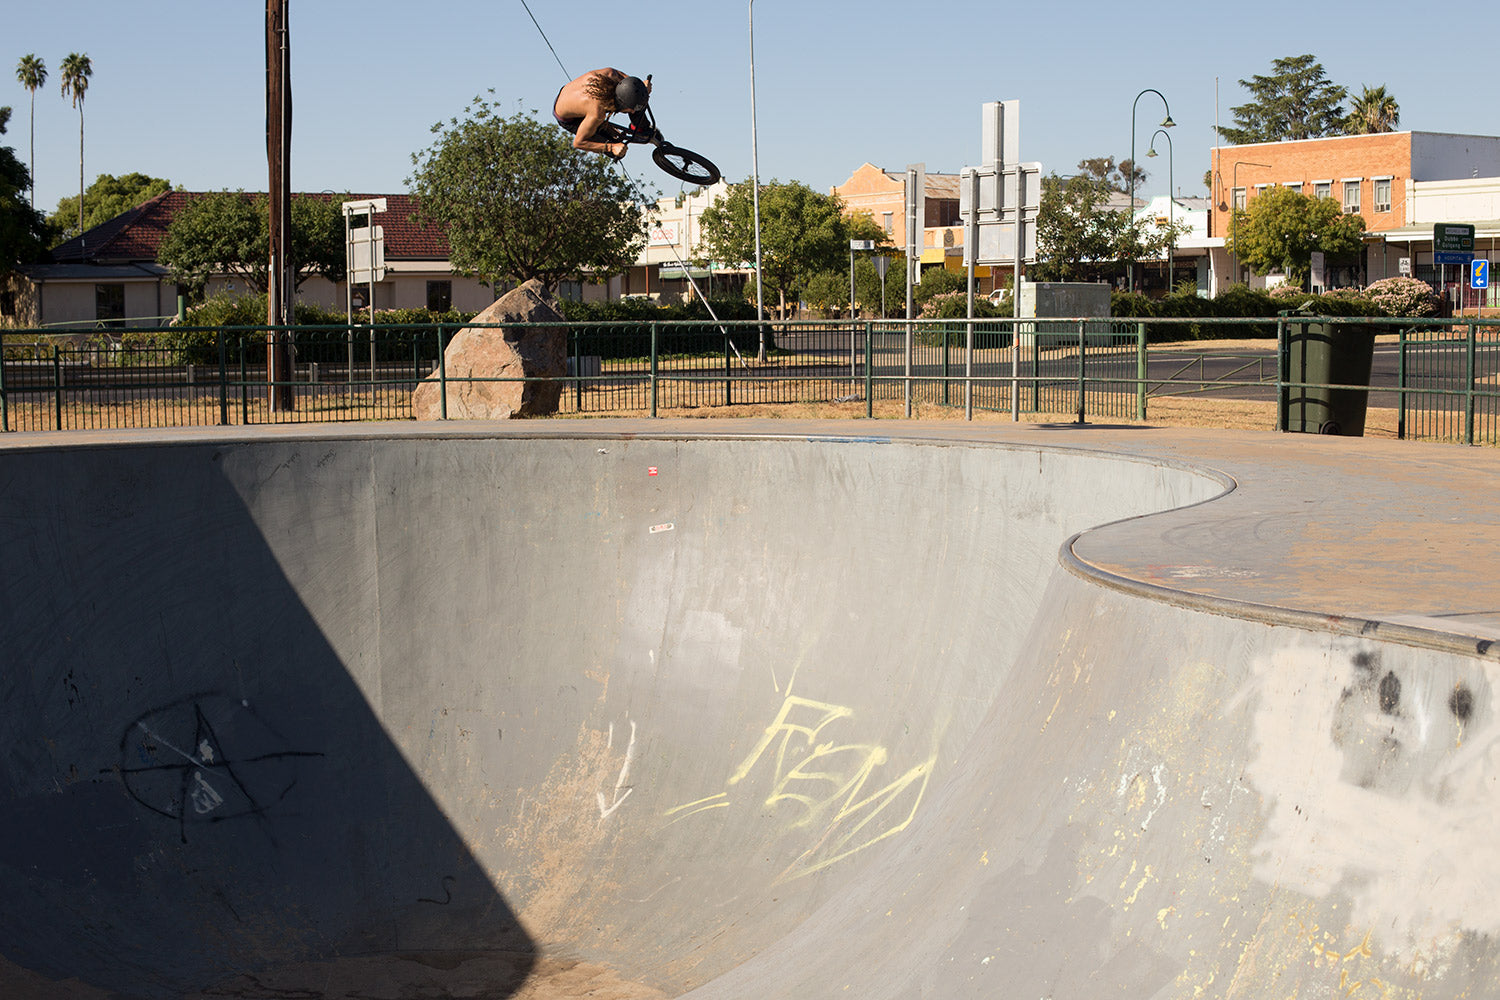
left=614, top=76, right=649, bottom=113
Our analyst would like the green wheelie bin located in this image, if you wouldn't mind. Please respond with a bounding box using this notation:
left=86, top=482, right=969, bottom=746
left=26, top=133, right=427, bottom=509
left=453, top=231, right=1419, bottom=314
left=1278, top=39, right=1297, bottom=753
left=1279, top=306, right=1378, bottom=436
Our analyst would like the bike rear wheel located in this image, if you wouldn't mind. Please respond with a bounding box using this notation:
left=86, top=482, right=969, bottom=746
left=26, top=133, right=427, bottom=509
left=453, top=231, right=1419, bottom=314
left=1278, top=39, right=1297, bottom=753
left=652, top=144, right=721, bottom=185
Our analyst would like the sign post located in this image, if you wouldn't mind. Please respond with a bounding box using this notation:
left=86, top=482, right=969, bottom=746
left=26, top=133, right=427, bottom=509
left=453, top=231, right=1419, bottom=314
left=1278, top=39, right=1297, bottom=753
left=342, top=198, right=387, bottom=391
left=850, top=239, right=873, bottom=377
left=1433, top=223, right=1477, bottom=314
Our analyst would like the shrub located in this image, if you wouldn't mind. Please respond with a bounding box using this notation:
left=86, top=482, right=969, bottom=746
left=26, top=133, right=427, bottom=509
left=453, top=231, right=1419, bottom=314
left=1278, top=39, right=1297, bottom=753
left=912, top=267, right=966, bottom=308
left=1109, top=291, right=1155, bottom=319
left=555, top=295, right=772, bottom=360
left=1314, top=287, right=1380, bottom=316
left=1363, top=276, right=1439, bottom=317
left=919, top=291, right=1003, bottom=320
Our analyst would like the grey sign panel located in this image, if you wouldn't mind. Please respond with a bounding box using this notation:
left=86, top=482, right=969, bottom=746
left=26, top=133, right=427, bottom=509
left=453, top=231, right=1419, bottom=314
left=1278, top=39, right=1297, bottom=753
left=350, top=225, right=386, bottom=284
left=959, top=163, right=1042, bottom=266
left=906, top=162, right=926, bottom=258
left=980, top=100, right=1020, bottom=167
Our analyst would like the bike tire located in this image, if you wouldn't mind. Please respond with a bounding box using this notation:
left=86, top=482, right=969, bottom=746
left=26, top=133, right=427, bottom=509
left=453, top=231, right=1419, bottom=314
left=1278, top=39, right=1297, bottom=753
left=652, top=144, right=721, bottom=185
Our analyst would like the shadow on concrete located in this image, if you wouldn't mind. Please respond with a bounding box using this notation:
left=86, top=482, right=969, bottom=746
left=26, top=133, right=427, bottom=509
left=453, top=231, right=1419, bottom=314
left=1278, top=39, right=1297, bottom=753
left=0, top=444, right=535, bottom=999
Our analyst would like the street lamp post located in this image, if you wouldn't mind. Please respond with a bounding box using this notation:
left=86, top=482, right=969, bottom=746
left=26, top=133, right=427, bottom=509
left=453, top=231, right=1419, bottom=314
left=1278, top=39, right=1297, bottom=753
left=1230, top=160, right=1271, bottom=284
left=1128, top=88, right=1174, bottom=294
left=748, top=0, right=766, bottom=361
left=1146, top=128, right=1174, bottom=290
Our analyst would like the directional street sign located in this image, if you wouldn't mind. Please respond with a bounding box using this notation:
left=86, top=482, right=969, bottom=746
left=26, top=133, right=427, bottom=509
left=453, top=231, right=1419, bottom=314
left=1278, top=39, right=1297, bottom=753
left=1435, top=251, right=1475, bottom=266
left=1435, top=222, right=1476, bottom=253
left=1473, top=259, right=1490, bottom=290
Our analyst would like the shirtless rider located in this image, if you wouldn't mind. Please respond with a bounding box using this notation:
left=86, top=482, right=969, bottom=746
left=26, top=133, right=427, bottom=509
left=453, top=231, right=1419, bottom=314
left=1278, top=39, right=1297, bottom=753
left=552, top=68, right=651, bottom=159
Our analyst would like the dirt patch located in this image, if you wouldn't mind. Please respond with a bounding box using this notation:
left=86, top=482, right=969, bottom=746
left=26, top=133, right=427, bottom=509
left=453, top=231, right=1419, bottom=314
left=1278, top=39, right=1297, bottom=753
left=190, top=952, right=671, bottom=1000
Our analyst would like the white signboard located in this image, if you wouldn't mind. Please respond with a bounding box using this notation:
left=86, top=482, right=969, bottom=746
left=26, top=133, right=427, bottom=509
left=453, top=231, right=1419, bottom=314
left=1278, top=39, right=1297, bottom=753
left=650, top=222, right=680, bottom=246
left=350, top=224, right=386, bottom=284
left=1398, top=256, right=1411, bottom=276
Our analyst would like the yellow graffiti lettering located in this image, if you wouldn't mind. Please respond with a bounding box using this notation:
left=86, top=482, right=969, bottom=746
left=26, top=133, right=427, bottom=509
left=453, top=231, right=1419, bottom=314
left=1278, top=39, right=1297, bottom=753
left=778, top=753, right=933, bottom=881
left=662, top=792, right=729, bottom=825
left=728, top=696, right=854, bottom=788
left=668, top=690, right=936, bottom=881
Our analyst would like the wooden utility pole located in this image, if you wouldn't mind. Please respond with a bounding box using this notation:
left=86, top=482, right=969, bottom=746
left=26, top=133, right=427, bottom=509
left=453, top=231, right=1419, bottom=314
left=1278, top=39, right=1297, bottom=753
left=266, top=0, right=295, bottom=411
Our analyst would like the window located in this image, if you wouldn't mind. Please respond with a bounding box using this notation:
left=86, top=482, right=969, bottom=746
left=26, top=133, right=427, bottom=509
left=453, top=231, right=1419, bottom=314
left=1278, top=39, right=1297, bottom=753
left=426, top=280, right=452, bottom=313
left=1373, top=178, right=1392, bottom=213
left=1284, top=183, right=1303, bottom=196
left=1313, top=181, right=1332, bottom=200
left=556, top=280, right=583, bottom=302
left=1343, top=180, right=1361, bottom=214
left=1232, top=187, right=1246, bottom=211
left=882, top=211, right=893, bottom=235
left=95, top=283, right=125, bottom=326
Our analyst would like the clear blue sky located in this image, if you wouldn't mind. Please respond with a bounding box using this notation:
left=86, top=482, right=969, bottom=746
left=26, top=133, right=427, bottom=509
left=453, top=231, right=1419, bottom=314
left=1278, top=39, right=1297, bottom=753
left=6, top=0, right=1497, bottom=219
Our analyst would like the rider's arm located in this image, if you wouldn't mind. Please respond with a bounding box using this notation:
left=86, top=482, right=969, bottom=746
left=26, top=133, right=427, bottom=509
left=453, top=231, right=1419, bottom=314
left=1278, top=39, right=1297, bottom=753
left=571, top=107, right=625, bottom=159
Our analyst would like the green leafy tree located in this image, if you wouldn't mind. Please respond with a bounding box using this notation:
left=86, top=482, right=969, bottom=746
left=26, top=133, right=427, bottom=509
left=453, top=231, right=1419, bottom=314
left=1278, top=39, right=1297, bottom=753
left=697, top=179, right=855, bottom=318
left=49, top=172, right=172, bottom=237
left=1218, top=54, right=1347, bottom=144
left=1344, top=85, right=1400, bottom=135
left=158, top=190, right=347, bottom=294
left=852, top=256, right=904, bottom=317
left=15, top=55, right=46, bottom=210
left=408, top=95, right=648, bottom=288
left=1033, top=169, right=1179, bottom=283
left=0, top=107, right=52, bottom=275
left=1227, top=185, right=1365, bottom=286
left=59, top=53, right=92, bottom=239
left=801, top=269, right=849, bottom=316
left=1075, top=155, right=1146, bottom=195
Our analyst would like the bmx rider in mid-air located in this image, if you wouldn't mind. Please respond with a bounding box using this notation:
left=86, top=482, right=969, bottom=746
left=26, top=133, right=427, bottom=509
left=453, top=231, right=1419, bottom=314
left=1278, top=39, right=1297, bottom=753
left=552, top=67, right=651, bottom=160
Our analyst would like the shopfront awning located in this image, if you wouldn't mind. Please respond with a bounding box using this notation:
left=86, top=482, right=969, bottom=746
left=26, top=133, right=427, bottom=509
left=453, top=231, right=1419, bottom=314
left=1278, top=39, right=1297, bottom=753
left=659, top=265, right=714, bottom=280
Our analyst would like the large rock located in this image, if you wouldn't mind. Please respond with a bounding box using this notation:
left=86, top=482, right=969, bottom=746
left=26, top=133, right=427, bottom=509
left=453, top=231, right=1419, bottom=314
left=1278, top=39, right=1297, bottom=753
left=412, top=279, right=567, bottom=420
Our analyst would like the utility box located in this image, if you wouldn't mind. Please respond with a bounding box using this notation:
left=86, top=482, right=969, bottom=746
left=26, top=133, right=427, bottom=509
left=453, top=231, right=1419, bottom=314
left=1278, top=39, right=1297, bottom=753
left=1018, top=281, right=1111, bottom=319
left=1016, top=281, right=1113, bottom=348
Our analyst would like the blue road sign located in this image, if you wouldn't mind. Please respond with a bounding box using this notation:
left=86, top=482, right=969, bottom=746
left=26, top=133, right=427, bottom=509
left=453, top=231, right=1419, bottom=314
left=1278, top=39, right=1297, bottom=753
left=1473, top=259, right=1490, bottom=289
left=1435, top=251, right=1476, bottom=266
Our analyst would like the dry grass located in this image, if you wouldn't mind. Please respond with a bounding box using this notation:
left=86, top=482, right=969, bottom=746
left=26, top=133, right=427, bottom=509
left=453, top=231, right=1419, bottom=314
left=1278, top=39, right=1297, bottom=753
left=571, top=395, right=1404, bottom=438
left=0, top=390, right=1407, bottom=437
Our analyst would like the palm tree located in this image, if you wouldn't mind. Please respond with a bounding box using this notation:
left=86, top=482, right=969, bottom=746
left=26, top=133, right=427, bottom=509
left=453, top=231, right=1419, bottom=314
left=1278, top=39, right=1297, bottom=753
left=1346, top=85, right=1400, bottom=135
left=59, top=52, right=93, bottom=238
left=15, top=55, right=46, bottom=210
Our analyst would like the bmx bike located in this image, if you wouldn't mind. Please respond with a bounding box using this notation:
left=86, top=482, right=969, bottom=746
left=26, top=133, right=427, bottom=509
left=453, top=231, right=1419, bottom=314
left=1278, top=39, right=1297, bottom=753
left=599, top=104, right=721, bottom=186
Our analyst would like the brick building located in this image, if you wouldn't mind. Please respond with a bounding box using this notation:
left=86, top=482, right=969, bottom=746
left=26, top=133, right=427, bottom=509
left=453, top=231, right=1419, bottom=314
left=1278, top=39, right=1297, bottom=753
left=1209, top=131, right=1500, bottom=292
left=832, top=163, right=962, bottom=256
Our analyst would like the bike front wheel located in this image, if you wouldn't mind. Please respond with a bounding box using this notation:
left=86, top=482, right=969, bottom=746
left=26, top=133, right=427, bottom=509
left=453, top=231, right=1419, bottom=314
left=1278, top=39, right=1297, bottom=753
left=652, top=144, right=721, bottom=185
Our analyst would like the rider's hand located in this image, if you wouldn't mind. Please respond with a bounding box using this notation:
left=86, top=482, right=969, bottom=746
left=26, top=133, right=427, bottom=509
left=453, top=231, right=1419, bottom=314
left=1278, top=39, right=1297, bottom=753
left=610, top=142, right=627, bottom=160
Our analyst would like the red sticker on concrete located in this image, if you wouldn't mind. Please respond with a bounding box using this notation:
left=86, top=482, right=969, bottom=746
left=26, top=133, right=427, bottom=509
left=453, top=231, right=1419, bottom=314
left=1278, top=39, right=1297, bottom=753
left=648, top=467, right=659, bottom=476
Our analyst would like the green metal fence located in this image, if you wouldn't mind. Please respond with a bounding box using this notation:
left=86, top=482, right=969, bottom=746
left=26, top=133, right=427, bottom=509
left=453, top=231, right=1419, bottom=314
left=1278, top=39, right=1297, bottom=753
left=2, top=317, right=1497, bottom=444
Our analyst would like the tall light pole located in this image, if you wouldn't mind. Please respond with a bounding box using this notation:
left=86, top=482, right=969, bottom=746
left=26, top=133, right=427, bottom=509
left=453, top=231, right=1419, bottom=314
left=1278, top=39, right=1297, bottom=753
left=1230, top=160, right=1270, bottom=285
left=1128, top=88, right=1174, bottom=294
left=748, top=0, right=766, bottom=360
left=1146, top=128, right=1174, bottom=290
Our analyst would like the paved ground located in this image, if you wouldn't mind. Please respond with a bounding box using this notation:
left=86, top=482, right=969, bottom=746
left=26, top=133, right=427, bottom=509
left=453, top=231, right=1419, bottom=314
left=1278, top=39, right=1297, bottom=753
left=1, top=418, right=1497, bottom=999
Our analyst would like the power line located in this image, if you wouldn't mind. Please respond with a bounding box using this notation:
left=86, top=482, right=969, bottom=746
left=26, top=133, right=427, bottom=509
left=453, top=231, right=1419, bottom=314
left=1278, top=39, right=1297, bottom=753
left=518, top=0, right=570, bottom=80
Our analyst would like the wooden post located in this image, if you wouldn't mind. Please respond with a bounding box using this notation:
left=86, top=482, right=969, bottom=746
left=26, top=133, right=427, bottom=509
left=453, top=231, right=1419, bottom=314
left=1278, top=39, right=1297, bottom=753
left=266, top=0, right=295, bottom=411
